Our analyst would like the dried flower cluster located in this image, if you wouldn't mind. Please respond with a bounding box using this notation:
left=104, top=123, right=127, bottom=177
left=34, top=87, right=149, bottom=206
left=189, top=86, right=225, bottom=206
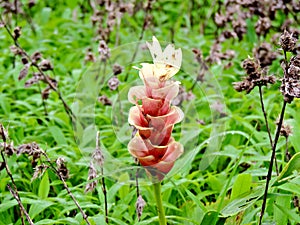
left=10, top=42, right=58, bottom=101
left=214, top=0, right=300, bottom=42
left=254, top=42, right=277, bottom=68
left=127, top=37, right=184, bottom=180
left=136, top=194, right=146, bottom=220
left=280, top=56, right=300, bottom=102
left=234, top=58, right=276, bottom=93
left=90, top=0, right=134, bottom=42
left=85, top=131, right=104, bottom=192
left=278, top=30, right=300, bottom=103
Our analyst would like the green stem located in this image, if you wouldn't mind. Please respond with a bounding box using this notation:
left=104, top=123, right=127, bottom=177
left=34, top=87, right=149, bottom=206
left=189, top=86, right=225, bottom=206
left=153, top=182, right=167, bottom=225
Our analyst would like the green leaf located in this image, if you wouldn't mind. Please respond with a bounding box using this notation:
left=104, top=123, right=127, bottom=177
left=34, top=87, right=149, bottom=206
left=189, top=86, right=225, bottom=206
left=221, top=188, right=263, bottom=217
left=185, top=189, right=207, bottom=213
left=276, top=152, right=300, bottom=183
left=231, top=173, right=252, bottom=200
left=118, top=173, right=130, bottom=200
left=40, top=7, right=52, bottom=24
left=274, top=195, right=290, bottom=225
left=49, top=126, right=67, bottom=145
left=274, top=201, right=300, bottom=223
left=0, top=199, right=18, bottom=213
left=200, top=211, right=219, bottom=225
left=29, top=200, right=54, bottom=220
left=38, top=171, right=50, bottom=199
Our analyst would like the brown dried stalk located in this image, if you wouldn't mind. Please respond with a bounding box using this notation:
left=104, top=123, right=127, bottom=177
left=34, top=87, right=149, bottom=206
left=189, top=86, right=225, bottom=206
left=41, top=152, right=91, bottom=225
left=259, top=100, right=287, bottom=225
left=7, top=184, right=34, bottom=225
left=0, top=125, right=33, bottom=225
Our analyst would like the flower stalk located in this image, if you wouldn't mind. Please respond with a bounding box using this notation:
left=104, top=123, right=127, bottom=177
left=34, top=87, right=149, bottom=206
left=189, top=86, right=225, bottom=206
left=153, top=182, right=167, bottom=225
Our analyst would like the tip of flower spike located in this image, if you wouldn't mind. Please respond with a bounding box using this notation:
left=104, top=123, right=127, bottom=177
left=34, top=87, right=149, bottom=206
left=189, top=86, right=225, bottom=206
left=146, top=36, right=182, bottom=71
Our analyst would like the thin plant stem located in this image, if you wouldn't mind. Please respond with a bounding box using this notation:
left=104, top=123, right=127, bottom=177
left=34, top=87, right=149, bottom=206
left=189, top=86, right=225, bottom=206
left=0, top=125, right=29, bottom=225
left=101, top=167, right=108, bottom=224
left=7, top=184, right=34, bottom=225
left=259, top=100, right=287, bottom=225
left=96, top=131, right=108, bottom=224
left=258, top=85, right=279, bottom=175
left=135, top=166, right=141, bottom=221
left=42, top=153, right=91, bottom=225
left=135, top=167, right=140, bottom=198
left=59, top=173, right=91, bottom=225
left=1, top=151, right=28, bottom=225
left=153, top=182, right=167, bottom=225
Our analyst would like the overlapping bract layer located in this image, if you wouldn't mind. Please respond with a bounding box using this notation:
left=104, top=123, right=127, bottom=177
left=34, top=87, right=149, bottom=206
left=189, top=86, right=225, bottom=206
left=128, top=37, right=184, bottom=180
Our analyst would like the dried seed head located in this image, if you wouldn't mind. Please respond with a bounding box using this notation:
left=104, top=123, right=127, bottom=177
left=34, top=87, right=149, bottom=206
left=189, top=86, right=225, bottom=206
left=219, top=30, right=237, bottom=42
left=192, top=48, right=203, bottom=64
left=280, top=30, right=298, bottom=52
left=233, top=79, right=255, bottom=93
left=290, top=55, right=300, bottom=68
left=4, top=142, right=15, bottom=156
left=85, top=162, right=98, bottom=192
left=288, top=65, right=300, bottom=80
left=93, top=131, right=104, bottom=167
left=10, top=45, right=23, bottom=56
left=42, top=86, right=51, bottom=100
left=136, top=195, right=146, bottom=220
left=17, top=142, right=42, bottom=165
left=233, top=19, right=247, bottom=41
left=98, top=95, right=112, bottom=106
left=18, top=64, right=30, bottom=81
left=267, top=75, right=277, bottom=84
left=214, top=13, right=227, bottom=27
left=119, top=2, right=134, bottom=15
left=143, top=14, right=152, bottom=30
left=0, top=124, right=8, bottom=141
left=39, top=59, right=53, bottom=71
left=84, top=48, right=95, bottom=63
left=255, top=17, right=271, bottom=37
left=28, top=0, right=36, bottom=8
left=17, top=142, right=41, bottom=156
left=242, top=58, right=260, bottom=78
left=280, top=77, right=300, bottom=103
left=56, top=157, right=69, bottom=179
left=280, top=123, right=293, bottom=138
left=98, top=40, right=110, bottom=61
left=93, top=146, right=104, bottom=167
left=31, top=52, right=42, bottom=64
left=112, top=63, right=123, bottom=75
left=21, top=57, right=29, bottom=65
left=108, top=76, right=120, bottom=91
left=254, top=42, right=277, bottom=68
left=32, top=164, right=48, bottom=181
left=13, top=27, right=22, bottom=40
left=107, top=11, right=116, bottom=29
left=24, top=72, right=44, bottom=87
